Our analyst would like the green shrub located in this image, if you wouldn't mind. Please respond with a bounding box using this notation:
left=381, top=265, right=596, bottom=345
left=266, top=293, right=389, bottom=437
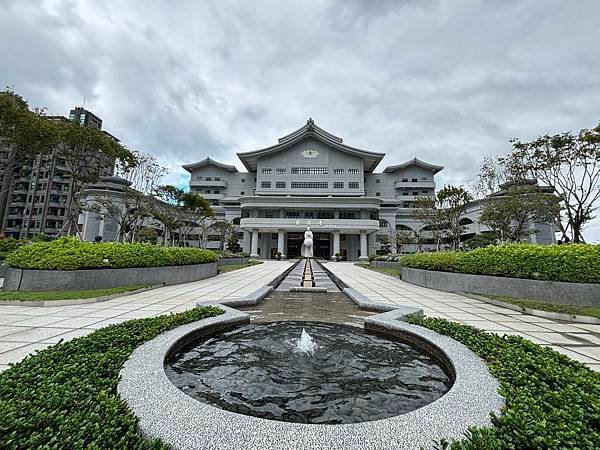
left=6, top=237, right=219, bottom=270
left=0, top=237, right=23, bottom=253
left=0, top=306, right=222, bottom=449
left=401, top=244, right=600, bottom=283
left=409, top=316, right=600, bottom=449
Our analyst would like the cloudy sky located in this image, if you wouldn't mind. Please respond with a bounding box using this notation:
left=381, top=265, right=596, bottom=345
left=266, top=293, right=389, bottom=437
left=2, top=0, right=600, bottom=239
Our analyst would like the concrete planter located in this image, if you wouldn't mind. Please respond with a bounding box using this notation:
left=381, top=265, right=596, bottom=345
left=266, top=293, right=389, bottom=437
left=217, top=257, right=249, bottom=267
left=3, top=262, right=218, bottom=292
left=402, top=267, right=600, bottom=307
left=370, top=260, right=401, bottom=271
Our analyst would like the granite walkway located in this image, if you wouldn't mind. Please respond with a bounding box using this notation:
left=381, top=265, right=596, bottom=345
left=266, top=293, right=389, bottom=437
left=326, top=262, right=600, bottom=372
left=0, top=261, right=291, bottom=371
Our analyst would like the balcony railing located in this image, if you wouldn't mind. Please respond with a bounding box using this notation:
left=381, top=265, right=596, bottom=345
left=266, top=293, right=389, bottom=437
left=239, top=217, right=380, bottom=232
left=394, top=180, right=435, bottom=189
left=190, top=179, right=228, bottom=187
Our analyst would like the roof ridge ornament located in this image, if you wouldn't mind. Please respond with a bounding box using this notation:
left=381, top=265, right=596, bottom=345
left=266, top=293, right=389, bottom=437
left=307, top=117, right=315, bottom=129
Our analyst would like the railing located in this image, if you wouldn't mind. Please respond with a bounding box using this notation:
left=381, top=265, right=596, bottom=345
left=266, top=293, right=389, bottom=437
left=189, top=179, right=227, bottom=187
left=239, top=217, right=380, bottom=232
left=394, top=180, right=435, bottom=189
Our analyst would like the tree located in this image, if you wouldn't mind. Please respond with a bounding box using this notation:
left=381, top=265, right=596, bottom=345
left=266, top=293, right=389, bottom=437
left=375, top=233, right=391, bottom=254
left=478, top=181, right=561, bottom=243
left=54, top=119, right=137, bottom=236
left=0, top=90, right=58, bottom=225
left=412, top=185, right=472, bottom=251
left=211, top=220, right=236, bottom=251
left=502, top=123, right=600, bottom=242
left=152, top=185, right=213, bottom=246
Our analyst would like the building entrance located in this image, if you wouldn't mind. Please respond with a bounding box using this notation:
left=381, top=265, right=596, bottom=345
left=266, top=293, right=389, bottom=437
left=286, top=232, right=330, bottom=258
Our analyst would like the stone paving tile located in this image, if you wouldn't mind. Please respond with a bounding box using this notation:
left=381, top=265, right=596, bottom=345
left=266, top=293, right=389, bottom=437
left=0, top=326, right=32, bottom=338
left=11, top=315, right=71, bottom=327
left=41, top=328, right=95, bottom=344
left=51, top=317, right=106, bottom=329
left=0, top=314, right=31, bottom=325
left=0, top=341, right=27, bottom=353
left=3, top=327, right=76, bottom=343
left=0, top=343, right=53, bottom=365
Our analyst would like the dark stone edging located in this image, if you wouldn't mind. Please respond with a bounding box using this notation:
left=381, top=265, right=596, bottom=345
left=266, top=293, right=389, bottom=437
left=0, top=284, right=164, bottom=307
left=118, top=304, right=504, bottom=450
left=370, top=260, right=401, bottom=270
left=217, top=257, right=249, bottom=267
left=2, top=262, right=218, bottom=292
left=402, top=267, right=600, bottom=307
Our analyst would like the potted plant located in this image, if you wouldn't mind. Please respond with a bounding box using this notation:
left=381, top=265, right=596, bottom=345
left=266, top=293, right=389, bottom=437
left=334, top=252, right=341, bottom=262
left=276, top=251, right=282, bottom=261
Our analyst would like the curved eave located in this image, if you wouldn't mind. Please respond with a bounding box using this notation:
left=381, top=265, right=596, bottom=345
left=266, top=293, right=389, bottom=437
left=383, top=158, right=444, bottom=174
left=182, top=157, right=238, bottom=173
left=236, top=130, right=385, bottom=173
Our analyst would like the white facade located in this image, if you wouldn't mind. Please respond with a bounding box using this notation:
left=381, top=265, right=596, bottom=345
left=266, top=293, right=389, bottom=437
left=182, top=119, right=449, bottom=260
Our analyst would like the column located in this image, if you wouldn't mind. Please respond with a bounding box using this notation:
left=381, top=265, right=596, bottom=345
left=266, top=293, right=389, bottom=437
left=250, top=229, right=259, bottom=258
left=277, top=230, right=286, bottom=259
left=359, top=230, right=368, bottom=261
left=332, top=231, right=340, bottom=260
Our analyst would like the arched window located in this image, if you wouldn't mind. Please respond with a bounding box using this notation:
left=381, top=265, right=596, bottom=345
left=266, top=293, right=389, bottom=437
left=459, top=218, right=474, bottom=226
left=232, top=217, right=241, bottom=225
left=379, top=220, right=389, bottom=228
left=395, top=224, right=413, bottom=231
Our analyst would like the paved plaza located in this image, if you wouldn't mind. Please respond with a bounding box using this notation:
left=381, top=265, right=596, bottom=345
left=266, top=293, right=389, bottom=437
left=0, top=261, right=599, bottom=372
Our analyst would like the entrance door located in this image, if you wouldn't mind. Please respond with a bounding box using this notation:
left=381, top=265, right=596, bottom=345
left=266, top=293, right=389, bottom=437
left=313, top=233, right=330, bottom=259
left=287, top=232, right=303, bottom=258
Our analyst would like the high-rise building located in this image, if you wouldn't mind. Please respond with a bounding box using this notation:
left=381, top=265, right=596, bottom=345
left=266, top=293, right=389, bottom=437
left=0, top=107, right=115, bottom=238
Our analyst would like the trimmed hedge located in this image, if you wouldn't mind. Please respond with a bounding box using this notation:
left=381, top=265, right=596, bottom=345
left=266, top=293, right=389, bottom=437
left=0, top=306, right=223, bottom=449
left=6, top=237, right=219, bottom=270
left=409, top=316, right=600, bottom=449
left=401, top=244, right=600, bottom=283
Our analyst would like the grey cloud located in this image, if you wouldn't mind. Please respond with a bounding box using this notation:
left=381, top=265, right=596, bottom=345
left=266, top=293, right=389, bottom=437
left=1, top=0, right=600, bottom=239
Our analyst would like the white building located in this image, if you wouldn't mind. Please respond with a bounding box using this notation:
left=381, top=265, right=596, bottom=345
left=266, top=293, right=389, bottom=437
left=183, top=119, right=448, bottom=260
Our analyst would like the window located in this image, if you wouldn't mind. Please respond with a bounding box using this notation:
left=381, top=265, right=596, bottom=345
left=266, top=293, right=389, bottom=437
left=291, top=167, right=328, bottom=174
left=206, top=177, right=212, bottom=181
left=261, top=181, right=271, bottom=188
left=213, top=190, right=220, bottom=194
left=339, top=211, right=356, bottom=219
left=348, top=181, right=359, bottom=189
left=285, top=211, right=300, bottom=218
left=422, top=190, right=428, bottom=194
left=412, top=178, right=418, bottom=182
left=376, top=179, right=380, bottom=183
left=348, top=168, right=359, bottom=174
left=240, top=191, right=245, bottom=195
left=333, top=168, right=344, bottom=174
left=205, top=190, right=211, bottom=194
left=262, top=168, right=272, bottom=174
left=412, top=191, right=419, bottom=196
left=402, top=178, right=408, bottom=182
left=214, top=177, right=220, bottom=181
left=376, top=192, right=381, bottom=196
left=333, top=181, right=344, bottom=189
left=421, top=176, right=428, bottom=180
left=379, top=220, right=389, bottom=228
left=402, top=192, right=409, bottom=196
left=276, top=168, right=286, bottom=174
left=241, top=178, right=246, bottom=182
left=276, top=181, right=286, bottom=188
left=290, top=181, right=328, bottom=189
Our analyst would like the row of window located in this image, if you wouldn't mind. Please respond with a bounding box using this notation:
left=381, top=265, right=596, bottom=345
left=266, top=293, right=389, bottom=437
left=259, top=181, right=361, bottom=189
left=261, top=167, right=361, bottom=175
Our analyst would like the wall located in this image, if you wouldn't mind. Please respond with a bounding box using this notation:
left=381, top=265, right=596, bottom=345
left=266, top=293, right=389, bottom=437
left=3, top=262, right=218, bottom=292
left=402, top=267, right=600, bottom=307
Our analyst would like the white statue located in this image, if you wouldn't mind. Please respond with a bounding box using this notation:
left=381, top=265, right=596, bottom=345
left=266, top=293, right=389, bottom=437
left=301, top=226, right=314, bottom=258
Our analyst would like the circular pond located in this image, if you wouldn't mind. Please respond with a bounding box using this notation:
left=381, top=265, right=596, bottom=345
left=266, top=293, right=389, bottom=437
left=165, top=321, right=452, bottom=424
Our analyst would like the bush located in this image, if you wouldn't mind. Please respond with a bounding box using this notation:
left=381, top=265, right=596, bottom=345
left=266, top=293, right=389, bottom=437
left=401, top=244, right=600, bottom=283
left=0, top=237, right=23, bottom=253
left=6, top=237, right=219, bottom=270
left=370, top=254, right=402, bottom=262
left=409, top=316, right=600, bottom=449
left=0, top=306, right=222, bottom=449
left=462, top=234, right=497, bottom=251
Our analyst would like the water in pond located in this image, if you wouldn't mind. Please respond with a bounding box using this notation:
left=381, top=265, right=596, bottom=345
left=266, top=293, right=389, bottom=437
left=165, top=321, right=452, bottom=424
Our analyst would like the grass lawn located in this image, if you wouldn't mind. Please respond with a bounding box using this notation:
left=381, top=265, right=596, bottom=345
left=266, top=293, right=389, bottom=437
left=218, top=260, right=262, bottom=273
left=0, top=285, right=149, bottom=302
left=354, top=262, right=401, bottom=278
left=487, top=295, right=600, bottom=319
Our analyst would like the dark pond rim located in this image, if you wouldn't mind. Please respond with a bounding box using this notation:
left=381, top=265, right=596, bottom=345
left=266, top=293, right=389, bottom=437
left=118, top=305, right=504, bottom=449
